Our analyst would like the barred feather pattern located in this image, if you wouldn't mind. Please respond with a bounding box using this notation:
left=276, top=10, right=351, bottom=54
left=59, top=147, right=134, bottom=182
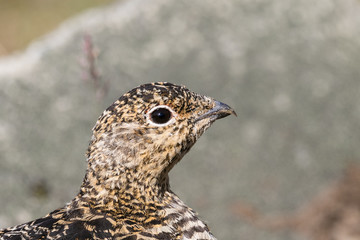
left=0, top=82, right=235, bottom=240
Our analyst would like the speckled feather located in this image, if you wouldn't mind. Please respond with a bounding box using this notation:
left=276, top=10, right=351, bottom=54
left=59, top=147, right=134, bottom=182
left=0, top=82, right=235, bottom=240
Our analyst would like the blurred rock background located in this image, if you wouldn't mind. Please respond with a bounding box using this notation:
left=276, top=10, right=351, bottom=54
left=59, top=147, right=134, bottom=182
left=1, top=0, right=360, bottom=239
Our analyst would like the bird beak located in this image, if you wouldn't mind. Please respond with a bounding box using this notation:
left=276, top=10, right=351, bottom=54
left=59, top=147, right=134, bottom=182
left=195, top=100, right=237, bottom=123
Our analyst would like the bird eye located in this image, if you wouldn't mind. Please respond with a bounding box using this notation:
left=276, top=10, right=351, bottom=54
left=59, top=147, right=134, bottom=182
left=148, top=106, right=174, bottom=126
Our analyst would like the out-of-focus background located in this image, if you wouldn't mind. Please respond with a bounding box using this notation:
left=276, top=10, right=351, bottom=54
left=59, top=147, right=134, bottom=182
left=0, top=0, right=115, bottom=56
left=1, top=0, right=360, bottom=239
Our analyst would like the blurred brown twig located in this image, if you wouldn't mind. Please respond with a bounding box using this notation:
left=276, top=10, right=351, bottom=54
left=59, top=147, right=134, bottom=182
left=81, top=34, right=109, bottom=100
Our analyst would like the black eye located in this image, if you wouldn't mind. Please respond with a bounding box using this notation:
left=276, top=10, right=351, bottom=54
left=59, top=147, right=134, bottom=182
left=150, top=107, right=172, bottom=125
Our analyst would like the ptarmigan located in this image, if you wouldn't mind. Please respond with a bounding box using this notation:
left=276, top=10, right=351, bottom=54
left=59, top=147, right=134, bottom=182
left=0, top=82, right=236, bottom=240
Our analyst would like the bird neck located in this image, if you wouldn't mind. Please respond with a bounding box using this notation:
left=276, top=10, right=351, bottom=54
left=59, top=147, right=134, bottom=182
left=75, top=164, right=171, bottom=213
left=75, top=129, right=187, bottom=214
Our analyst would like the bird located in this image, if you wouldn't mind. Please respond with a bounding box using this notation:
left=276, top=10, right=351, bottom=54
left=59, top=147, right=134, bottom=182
left=0, top=82, right=236, bottom=240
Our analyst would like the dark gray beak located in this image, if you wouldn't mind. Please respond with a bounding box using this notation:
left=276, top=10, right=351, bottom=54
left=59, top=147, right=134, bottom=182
left=195, top=100, right=237, bottom=122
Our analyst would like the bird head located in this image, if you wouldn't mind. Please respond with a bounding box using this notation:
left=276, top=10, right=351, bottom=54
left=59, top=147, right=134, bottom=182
left=85, top=82, right=236, bottom=195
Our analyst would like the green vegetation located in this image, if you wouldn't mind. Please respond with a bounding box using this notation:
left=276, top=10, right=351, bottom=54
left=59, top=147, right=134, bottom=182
left=0, top=0, right=115, bottom=56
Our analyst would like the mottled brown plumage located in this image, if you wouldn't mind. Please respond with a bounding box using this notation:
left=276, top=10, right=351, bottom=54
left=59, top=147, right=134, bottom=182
left=0, top=82, right=236, bottom=240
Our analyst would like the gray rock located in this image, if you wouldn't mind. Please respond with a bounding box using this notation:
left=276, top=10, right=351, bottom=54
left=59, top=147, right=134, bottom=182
left=1, top=0, right=360, bottom=239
